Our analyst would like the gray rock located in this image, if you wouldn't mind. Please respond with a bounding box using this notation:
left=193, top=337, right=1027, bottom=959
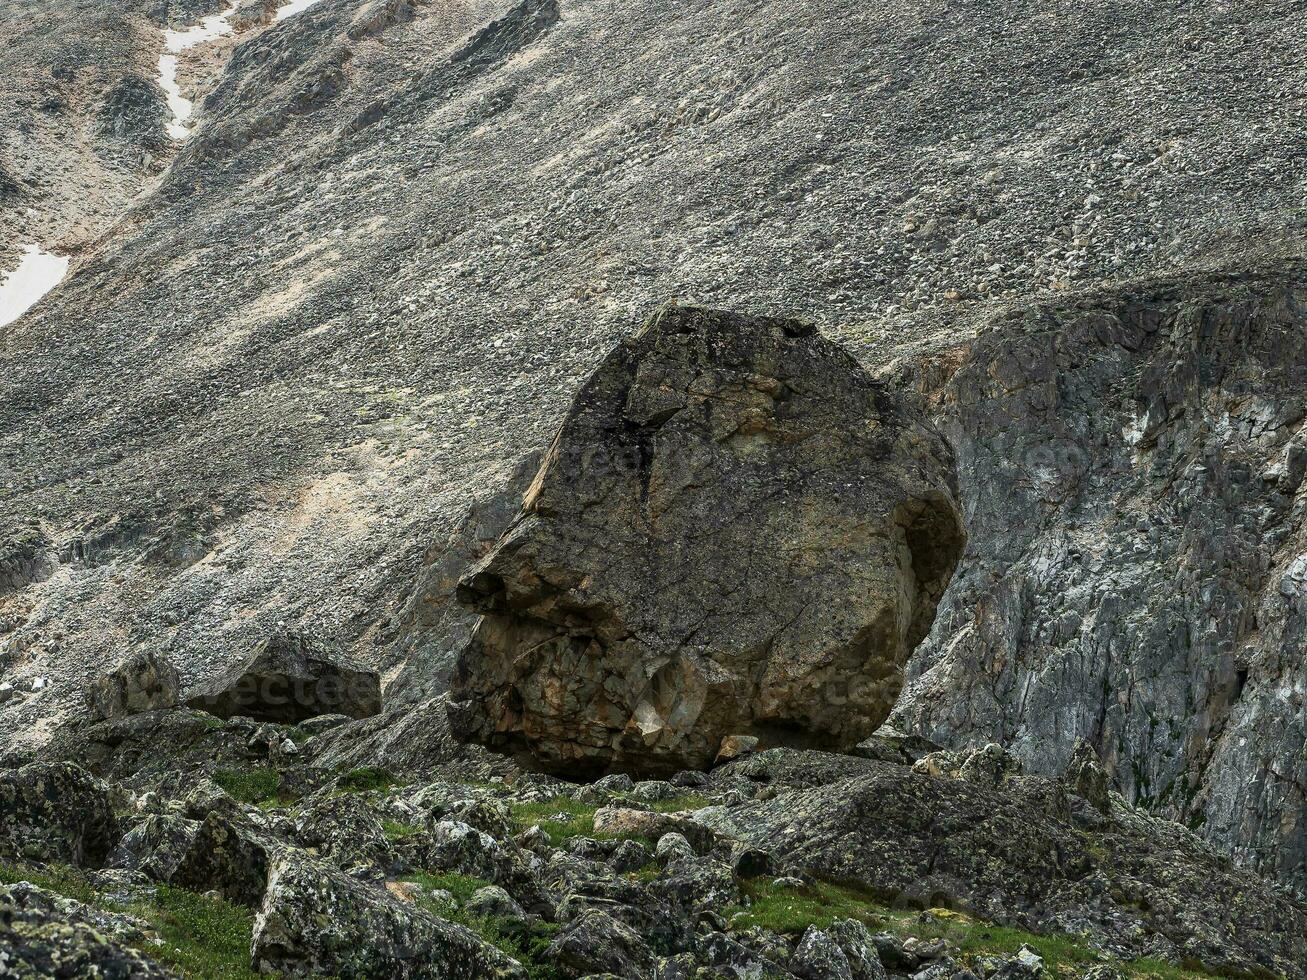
left=170, top=811, right=278, bottom=908
left=0, top=882, right=177, bottom=978
left=695, top=749, right=1307, bottom=977
left=545, top=908, right=656, bottom=978
left=293, top=794, right=395, bottom=870
left=0, top=762, right=119, bottom=867
left=609, top=838, right=652, bottom=873
left=827, top=919, right=889, bottom=980
left=892, top=269, right=1307, bottom=894
left=451, top=304, right=963, bottom=776
left=1062, top=739, right=1112, bottom=815
left=654, top=832, right=695, bottom=867
left=792, top=926, right=854, bottom=980
left=86, top=649, right=181, bottom=721
left=252, top=853, right=527, bottom=978
left=106, top=812, right=200, bottom=881
left=464, top=884, right=528, bottom=921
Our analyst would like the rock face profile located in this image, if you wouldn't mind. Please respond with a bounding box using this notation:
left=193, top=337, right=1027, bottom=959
left=449, top=304, right=964, bottom=775
left=186, top=630, right=381, bottom=724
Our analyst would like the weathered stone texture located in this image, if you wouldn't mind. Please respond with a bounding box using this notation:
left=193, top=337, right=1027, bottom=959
left=892, top=266, right=1307, bottom=893
left=450, top=304, right=963, bottom=775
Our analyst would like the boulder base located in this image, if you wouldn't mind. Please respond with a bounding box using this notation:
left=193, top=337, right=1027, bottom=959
left=449, top=304, right=964, bottom=775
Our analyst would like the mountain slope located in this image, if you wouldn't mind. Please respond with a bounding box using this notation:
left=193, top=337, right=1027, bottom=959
left=2, top=0, right=1306, bottom=894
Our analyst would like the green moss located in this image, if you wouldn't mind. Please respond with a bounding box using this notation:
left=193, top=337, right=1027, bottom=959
left=213, top=767, right=283, bottom=805
left=336, top=766, right=399, bottom=794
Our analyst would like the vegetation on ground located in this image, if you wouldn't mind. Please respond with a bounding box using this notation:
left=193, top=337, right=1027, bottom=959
left=724, top=878, right=1233, bottom=980
left=213, top=766, right=284, bottom=806
left=0, top=861, right=265, bottom=979
left=507, top=793, right=709, bottom=846
left=336, top=766, right=400, bottom=794
left=402, top=871, right=563, bottom=980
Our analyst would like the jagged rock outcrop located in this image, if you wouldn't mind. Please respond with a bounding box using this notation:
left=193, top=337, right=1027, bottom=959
left=251, top=853, right=528, bottom=979
left=186, top=630, right=381, bottom=723
left=0, top=882, right=178, bottom=979
left=891, top=264, right=1307, bottom=893
left=450, top=304, right=964, bottom=775
left=0, top=762, right=118, bottom=867
left=697, top=748, right=1307, bottom=978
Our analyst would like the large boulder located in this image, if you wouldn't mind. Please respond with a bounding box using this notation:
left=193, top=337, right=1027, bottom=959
left=86, top=649, right=181, bottom=721
left=0, top=762, right=119, bottom=867
left=186, top=630, right=381, bottom=723
left=449, top=303, right=964, bottom=775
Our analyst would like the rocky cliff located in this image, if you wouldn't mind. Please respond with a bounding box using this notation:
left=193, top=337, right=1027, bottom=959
left=891, top=265, right=1307, bottom=894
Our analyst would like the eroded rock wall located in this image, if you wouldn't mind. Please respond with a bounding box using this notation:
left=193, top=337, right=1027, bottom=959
left=892, top=263, right=1307, bottom=893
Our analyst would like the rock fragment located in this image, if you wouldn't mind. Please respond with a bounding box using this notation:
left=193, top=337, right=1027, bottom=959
left=0, top=762, right=119, bottom=867
left=86, top=649, right=181, bottom=720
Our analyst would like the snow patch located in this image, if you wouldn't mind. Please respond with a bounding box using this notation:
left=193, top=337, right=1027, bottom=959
left=156, top=0, right=323, bottom=140
left=0, top=245, right=70, bottom=328
left=275, top=0, right=324, bottom=22
left=157, top=4, right=239, bottom=140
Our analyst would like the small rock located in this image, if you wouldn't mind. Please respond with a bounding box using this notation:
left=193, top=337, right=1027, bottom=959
left=715, top=734, right=760, bottom=764
left=608, top=838, right=651, bottom=873
left=594, top=773, right=635, bottom=793
left=465, top=885, right=527, bottom=921
left=655, top=832, right=694, bottom=866
left=792, top=926, right=854, bottom=980
left=86, top=650, right=181, bottom=721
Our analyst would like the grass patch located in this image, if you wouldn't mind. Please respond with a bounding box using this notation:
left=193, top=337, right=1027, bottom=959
left=467, top=916, right=564, bottom=980
left=336, top=766, right=399, bottom=794
left=213, top=767, right=283, bottom=806
left=0, top=862, right=262, bottom=979
left=401, top=871, right=562, bottom=980
left=381, top=819, right=422, bottom=840
left=508, top=797, right=599, bottom=845
left=724, top=879, right=1228, bottom=980
left=0, top=860, right=101, bottom=904
left=402, top=870, right=494, bottom=904
left=133, top=884, right=264, bottom=979
left=507, top=794, right=707, bottom=847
